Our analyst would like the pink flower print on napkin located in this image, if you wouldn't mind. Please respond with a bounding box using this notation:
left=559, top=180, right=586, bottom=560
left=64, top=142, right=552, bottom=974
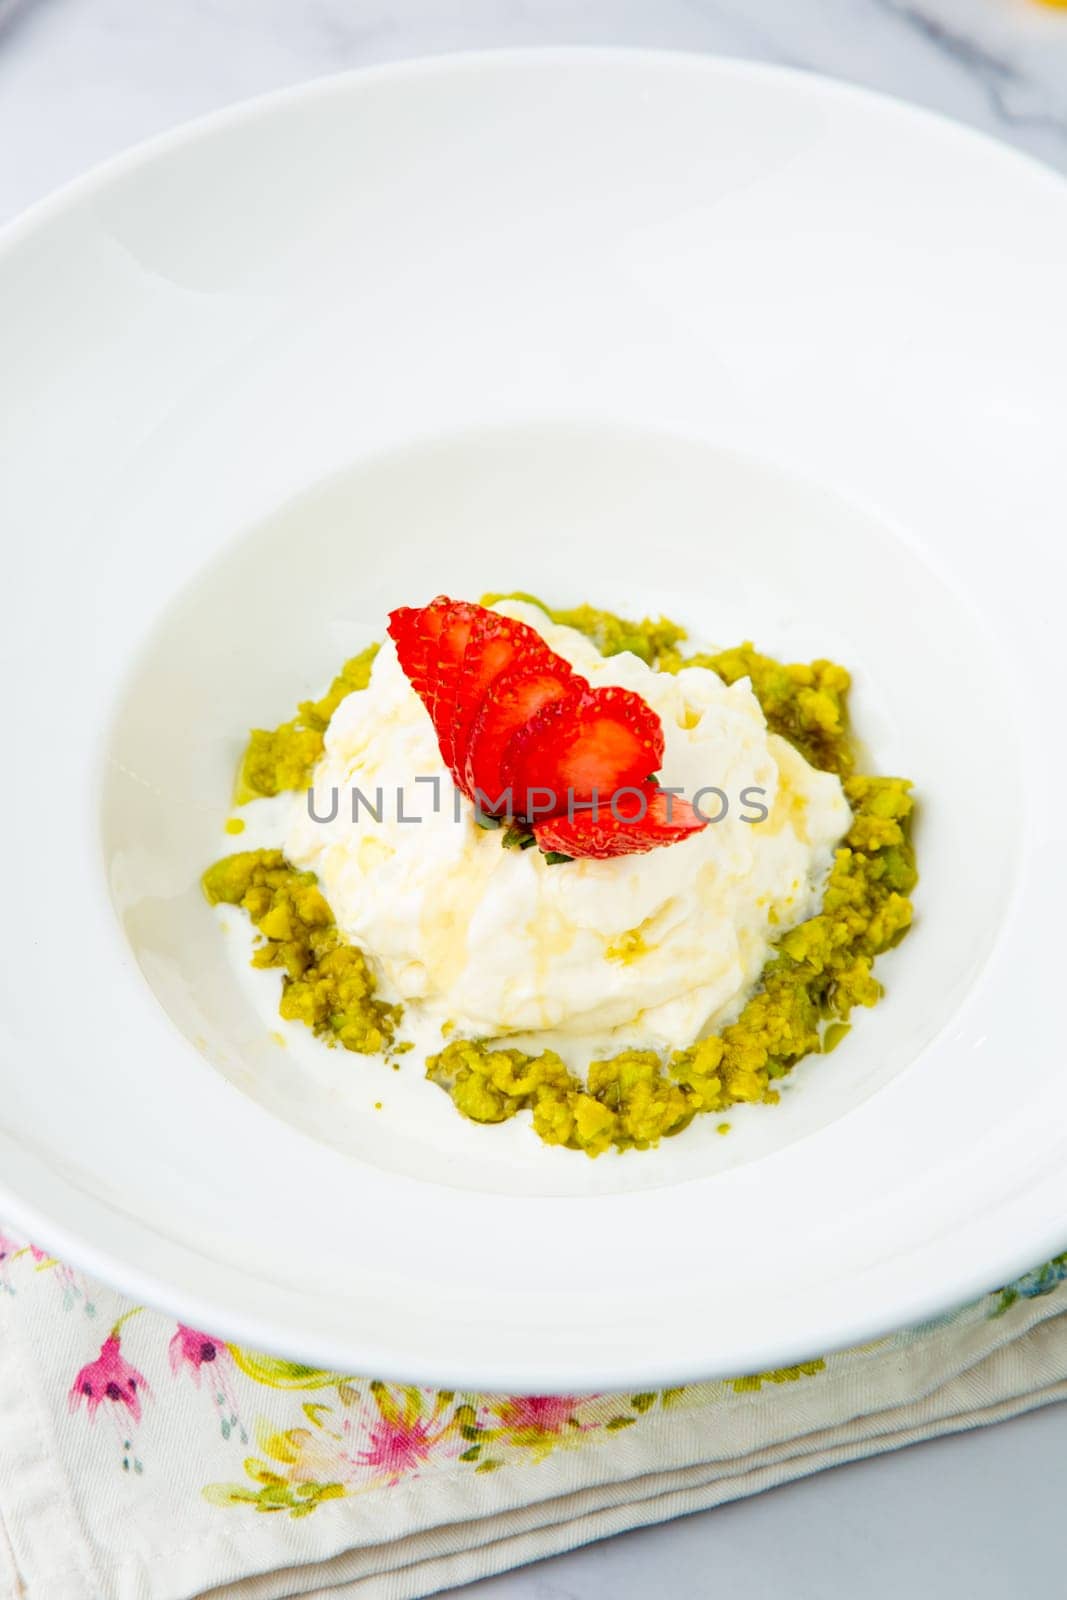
left=69, top=1333, right=148, bottom=1424
left=169, top=1325, right=226, bottom=1384
left=483, top=1393, right=600, bottom=1459
left=496, top=1395, right=582, bottom=1435
left=358, top=1415, right=437, bottom=1476
left=169, top=1324, right=245, bottom=1443
left=352, top=1386, right=459, bottom=1484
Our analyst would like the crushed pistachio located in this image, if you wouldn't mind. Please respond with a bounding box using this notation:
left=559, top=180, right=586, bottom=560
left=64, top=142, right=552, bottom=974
left=202, top=849, right=399, bottom=1055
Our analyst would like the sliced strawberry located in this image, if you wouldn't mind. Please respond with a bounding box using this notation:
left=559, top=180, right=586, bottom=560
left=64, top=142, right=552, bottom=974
left=387, top=596, right=449, bottom=707
left=386, top=604, right=423, bottom=688
left=390, top=600, right=674, bottom=843
left=465, top=661, right=575, bottom=811
left=505, top=684, right=665, bottom=819
left=391, top=598, right=568, bottom=795
left=451, top=611, right=561, bottom=789
left=534, top=786, right=707, bottom=859
left=428, top=602, right=479, bottom=777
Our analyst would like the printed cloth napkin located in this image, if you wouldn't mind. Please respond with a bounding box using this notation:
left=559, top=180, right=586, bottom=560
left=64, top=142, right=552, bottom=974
left=1, top=1226, right=1066, bottom=1600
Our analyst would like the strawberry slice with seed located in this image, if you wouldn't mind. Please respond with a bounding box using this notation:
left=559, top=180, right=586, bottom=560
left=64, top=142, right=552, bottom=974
left=428, top=601, right=480, bottom=777
left=533, top=786, right=706, bottom=859
left=387, top=597, right=449, bottom=707
left=451, top=611, right=561, bottom=790
left=465, top=661, right=575, bottom=811
left=390, top=598, right=565, bottom=795
left=505, top=684, right=665, bottom=819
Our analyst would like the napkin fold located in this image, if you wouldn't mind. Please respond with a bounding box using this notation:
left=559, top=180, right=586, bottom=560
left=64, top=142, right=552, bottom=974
left=0, top=1227, right=1065, bottom=1600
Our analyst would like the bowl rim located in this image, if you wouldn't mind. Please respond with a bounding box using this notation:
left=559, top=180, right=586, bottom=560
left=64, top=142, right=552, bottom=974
left=6, top=43, right=1067, bottom=251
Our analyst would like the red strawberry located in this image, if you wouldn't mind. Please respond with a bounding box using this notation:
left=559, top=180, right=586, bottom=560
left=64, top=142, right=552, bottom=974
left=450, top=611, right=561, bottom=788
left=389, top=598, right=569, bottom=795
left=389, top=599, right=683, bottom=859
left=428, top=602, right=479, bottom=777
left=504, top=684, right=665, bottom=819
left=534, top=786, right=707, bottom=859
left=465, top=661, right=575, bottom=811
left=387, top=597, right=449, bottom=707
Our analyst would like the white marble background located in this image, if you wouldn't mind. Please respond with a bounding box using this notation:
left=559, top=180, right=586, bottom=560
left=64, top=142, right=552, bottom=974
left=2, top=2, right=1067, bottom=1597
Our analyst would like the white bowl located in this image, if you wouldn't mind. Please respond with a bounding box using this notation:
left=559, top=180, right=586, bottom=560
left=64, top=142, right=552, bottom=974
left=2, top=51, right=1066, bottom=1390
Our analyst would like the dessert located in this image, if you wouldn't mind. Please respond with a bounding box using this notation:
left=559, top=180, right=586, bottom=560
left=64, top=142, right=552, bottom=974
left=204, top=595, right=916, bottom=1155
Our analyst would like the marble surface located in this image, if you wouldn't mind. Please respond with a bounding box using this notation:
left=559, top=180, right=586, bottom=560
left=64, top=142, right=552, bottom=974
left=2, top=2, right=1066, bottom=1596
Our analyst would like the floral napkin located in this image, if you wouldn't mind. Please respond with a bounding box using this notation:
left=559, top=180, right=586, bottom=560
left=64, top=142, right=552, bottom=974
left=1, top=1225, right=1065, bottom=1600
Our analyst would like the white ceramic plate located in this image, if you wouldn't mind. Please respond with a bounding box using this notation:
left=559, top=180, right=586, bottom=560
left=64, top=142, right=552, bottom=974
left=2, top=51, right=1066, bottom=1390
